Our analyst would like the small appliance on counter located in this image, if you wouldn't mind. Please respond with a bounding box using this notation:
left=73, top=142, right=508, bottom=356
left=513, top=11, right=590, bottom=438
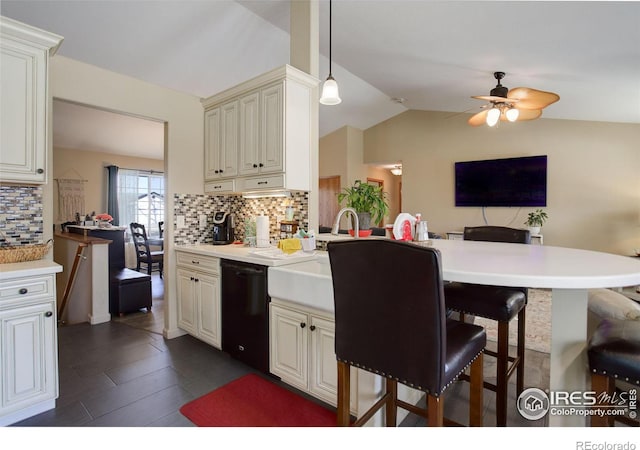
left=212, top=211, right=234, bottom=244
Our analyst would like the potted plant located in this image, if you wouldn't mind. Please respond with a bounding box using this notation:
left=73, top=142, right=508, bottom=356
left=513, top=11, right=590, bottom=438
left=524, top=209, right=548, bottom=235
left=337, top=180, right=389, bottom=234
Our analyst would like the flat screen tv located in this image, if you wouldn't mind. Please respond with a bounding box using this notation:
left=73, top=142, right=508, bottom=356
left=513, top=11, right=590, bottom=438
left=455, top=155, right=547, bottom=207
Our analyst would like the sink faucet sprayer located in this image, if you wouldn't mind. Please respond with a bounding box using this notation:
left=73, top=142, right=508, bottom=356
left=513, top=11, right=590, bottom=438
left=331, top=207, right=360, bottom=239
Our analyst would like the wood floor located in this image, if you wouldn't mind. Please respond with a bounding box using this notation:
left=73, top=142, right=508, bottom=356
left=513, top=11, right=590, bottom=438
left=13, top=274, right=550, bottom=427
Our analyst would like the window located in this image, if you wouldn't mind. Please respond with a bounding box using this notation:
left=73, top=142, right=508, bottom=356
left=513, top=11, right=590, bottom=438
left=118, top=169, right=164, bottom=237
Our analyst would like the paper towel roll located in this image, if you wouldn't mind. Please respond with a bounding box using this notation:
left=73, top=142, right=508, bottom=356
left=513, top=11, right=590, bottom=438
left=256, top=215, right=270, bottom=248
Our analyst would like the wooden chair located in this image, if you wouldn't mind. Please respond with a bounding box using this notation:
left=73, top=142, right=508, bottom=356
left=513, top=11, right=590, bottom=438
left=444, top=225, right=530, bottom=426
left=130, top=222, right=163, bottom=278
left=328, top=239, right=486, bottom=427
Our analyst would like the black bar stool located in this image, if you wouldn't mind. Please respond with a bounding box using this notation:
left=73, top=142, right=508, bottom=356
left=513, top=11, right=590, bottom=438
left=444, top=226, right=529, bottom=426
left=328, top=239, right=487, bottom=427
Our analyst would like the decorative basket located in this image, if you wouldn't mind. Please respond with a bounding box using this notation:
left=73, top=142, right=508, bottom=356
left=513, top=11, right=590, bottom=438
left=0, top=239, right=53, bottom=264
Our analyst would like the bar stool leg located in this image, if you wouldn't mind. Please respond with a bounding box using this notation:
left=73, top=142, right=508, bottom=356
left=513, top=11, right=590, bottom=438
left=427, top=395, right=444, bottom=426
left=385, top=378, right=398, bottom=427
left=337, top=360, right=351, bottom=426
left=496, top=321, right=509, bottom=427
left=469, top=352, right=484, bottom=427
left=516, top=308, right=526, bottom=396
left=590, top=373, right=615, bottom=427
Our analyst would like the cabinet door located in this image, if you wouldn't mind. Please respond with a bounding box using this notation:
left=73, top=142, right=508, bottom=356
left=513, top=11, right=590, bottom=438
left=309, top=315, right=359, bottom=413
left=0, top=40, right=47, bottom=183
left=269, top=304, right=308, bottom=391
left=204, top=107, right=221, bottom=180
left=0, top=301, right=57, bottom=411
left=196, top=272, right=221, bottom=349
left=176, top=269, right=197, bottom=335
left=238, top=91, right=260, bottom=176
left=220, top=100, right=239, bottom=178
left=260, top=82, right=284, bottom=174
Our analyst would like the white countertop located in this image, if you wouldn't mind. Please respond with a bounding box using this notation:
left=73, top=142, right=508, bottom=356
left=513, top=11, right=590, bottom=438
left=0, top=259, right=63, bottom=279
left=268, top=239, right=640, bottom=313
left=175, top=243, right=318, bottom=267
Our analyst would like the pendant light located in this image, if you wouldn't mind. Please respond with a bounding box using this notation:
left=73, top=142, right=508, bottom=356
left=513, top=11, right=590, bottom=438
left=319, top=0, right=341, bottom=105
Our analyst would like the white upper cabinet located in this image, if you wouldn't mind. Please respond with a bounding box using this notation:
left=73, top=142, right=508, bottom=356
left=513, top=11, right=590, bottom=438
left=0, top=17, right=63, bottom=184
left=204, top=100, right=239, bottom=182
left=202, top=65, right=319, bottom=193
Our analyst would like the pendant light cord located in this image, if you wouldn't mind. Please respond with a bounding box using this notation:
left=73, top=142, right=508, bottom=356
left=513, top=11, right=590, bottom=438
left=328, top=0, right=333, bottom=76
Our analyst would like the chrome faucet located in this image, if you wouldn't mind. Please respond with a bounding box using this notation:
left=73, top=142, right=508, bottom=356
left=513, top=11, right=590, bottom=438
left=331, top=207, right=360, bottom=239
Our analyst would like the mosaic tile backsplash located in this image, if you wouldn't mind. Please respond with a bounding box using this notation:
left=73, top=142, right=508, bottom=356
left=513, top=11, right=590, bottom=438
left=0, top=185, right=44, bottom=246
left=173, top=191, right=309, bottom=245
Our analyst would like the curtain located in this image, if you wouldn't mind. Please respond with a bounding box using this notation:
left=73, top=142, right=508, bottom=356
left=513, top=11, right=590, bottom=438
left=106, top=165, right=120, bottom=225
left=57, top=179, right=85, bottom=222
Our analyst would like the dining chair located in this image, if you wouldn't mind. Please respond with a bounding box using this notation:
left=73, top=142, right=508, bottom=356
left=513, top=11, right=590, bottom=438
left=328, top=239, right=486, bottom=427
left=444, top=225, right=529, bottom=426
left=129, top=222, right=164, bottom=278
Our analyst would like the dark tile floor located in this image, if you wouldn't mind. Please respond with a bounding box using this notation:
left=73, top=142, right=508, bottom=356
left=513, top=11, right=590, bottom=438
left=13, top=273, right=550, bottom=428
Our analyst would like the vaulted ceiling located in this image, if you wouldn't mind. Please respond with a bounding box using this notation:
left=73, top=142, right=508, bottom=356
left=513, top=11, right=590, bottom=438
left=3, top=1, right=639, bottom=159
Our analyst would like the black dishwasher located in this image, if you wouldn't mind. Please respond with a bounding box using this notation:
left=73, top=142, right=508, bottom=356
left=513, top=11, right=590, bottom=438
left=221, top=259, right=270, bottom=374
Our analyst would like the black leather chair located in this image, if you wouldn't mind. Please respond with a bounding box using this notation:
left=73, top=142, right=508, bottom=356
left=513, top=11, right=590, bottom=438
left=444, top=225, right=529, bottom=426
left=328, top=239, right=486, bottom=426
left=130, top=222, right=164, bottom=278
left=588, top=318, right=640, bottom=427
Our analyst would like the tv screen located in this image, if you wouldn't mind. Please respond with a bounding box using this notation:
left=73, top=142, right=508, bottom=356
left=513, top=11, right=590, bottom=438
left=455, top=155, right=547, bottom=207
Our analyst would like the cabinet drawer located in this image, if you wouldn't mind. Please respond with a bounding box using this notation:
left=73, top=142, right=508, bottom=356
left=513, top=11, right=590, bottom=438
left=176, top=252, right=220, bottom=273
left=239, top=174, right=284, bottom=191
left=204, top=179, right=235, bottom=193
left=0, top=275, right=54, bottom=304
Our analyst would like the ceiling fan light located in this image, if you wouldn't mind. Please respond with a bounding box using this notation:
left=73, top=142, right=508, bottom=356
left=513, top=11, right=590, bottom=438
left=486, top=107, right=501, bottom=127
left=319, top=75, right=342, bottom=105
left=506, top=107, right=520, bottom=122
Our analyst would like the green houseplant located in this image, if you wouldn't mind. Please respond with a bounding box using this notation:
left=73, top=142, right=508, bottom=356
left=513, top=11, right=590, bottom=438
left=337, top=180, right=389, bottom=231
left=524, top=209, right=548, bottom=235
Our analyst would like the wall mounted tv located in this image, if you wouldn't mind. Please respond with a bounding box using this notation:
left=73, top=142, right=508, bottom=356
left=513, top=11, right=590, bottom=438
left=455, top=155, right=547, bottom=207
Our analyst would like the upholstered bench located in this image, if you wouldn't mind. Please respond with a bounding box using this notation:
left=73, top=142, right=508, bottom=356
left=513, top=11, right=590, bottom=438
left=588, top=288, right=640, bottom=337
left=110, top=268, right=152, bottom=316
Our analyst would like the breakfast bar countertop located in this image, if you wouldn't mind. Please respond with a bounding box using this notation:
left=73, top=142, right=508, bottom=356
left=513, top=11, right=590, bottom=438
left=175, top=243, right=318, bottom=267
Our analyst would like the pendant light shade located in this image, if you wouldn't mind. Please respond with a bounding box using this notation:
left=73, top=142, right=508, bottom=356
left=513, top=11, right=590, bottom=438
left=319, top=0, right=341, bottom=105
left=320, top=75, right=341, bottom=105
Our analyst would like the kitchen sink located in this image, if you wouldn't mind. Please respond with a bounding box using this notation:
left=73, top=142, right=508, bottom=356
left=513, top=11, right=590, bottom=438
left=267, top=252, right=334, bottom=312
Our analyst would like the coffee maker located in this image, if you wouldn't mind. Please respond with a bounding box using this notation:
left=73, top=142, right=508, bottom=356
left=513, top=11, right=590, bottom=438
left=212, top=212, right=234, bottom=244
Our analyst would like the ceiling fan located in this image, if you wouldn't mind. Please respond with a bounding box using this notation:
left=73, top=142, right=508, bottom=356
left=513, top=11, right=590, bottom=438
left=468, top=72, right=559, bottom=127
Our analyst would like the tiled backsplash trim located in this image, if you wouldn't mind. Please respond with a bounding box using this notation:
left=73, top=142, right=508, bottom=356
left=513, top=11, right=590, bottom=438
left=173, top=191, right=309, bottom=245
left=0, top=185, right=44, bottom=246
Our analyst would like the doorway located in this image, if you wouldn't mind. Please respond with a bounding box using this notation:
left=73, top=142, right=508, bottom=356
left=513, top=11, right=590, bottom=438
left=319, top=175, right=341, bottom=228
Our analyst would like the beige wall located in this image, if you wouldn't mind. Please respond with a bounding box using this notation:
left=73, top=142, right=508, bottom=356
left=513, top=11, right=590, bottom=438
left=53, top=147, right=163, bottom=225
left=49, top=55, right=204, bottom=339
left=319, top=125, right=401, bottom=227
left=364, top=110, right=640, bottom=254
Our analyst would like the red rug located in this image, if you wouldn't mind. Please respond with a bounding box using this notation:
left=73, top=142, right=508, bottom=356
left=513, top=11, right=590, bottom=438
left=179, top=374, right=337, bottom=427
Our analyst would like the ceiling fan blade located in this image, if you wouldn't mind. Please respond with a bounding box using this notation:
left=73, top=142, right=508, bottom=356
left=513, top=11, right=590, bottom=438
left=468, top=109, right=489, bottom=126
left=510, top=108, right=543, bottom=121
left=507, top=87, right=560, bottom=110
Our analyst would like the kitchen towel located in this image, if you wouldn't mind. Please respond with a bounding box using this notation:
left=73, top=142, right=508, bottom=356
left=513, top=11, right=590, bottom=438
left=256, top=215, right=270, bottom=248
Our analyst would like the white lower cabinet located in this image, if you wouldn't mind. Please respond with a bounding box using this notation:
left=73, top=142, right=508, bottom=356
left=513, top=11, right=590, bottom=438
left=269, top=299, right=357, bottom=414
left=176, top=252, right=221, bottom=349
left=0, top=269, right=60, bottom=426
